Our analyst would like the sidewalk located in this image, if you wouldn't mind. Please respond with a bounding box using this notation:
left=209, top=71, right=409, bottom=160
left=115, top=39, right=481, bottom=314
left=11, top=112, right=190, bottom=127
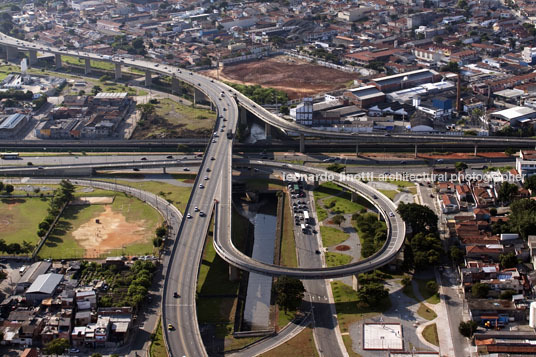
left=412, top=274, right=455, bottom=357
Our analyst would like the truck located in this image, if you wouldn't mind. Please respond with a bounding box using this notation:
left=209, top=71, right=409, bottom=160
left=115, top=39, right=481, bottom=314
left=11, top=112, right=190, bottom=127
left=227, top=129, right=233, bottom=139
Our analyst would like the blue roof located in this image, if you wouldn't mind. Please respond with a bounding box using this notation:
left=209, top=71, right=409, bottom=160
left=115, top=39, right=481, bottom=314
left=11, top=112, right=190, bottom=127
left=0, top=113, right=26, bottom=130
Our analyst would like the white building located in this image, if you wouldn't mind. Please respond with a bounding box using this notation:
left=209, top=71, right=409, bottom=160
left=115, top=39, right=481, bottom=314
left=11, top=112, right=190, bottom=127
left=516, top=150, right=536, bottom=181
left=522, top=47, right=536, bottom=64
left=291, top=98, right=313, bottom=126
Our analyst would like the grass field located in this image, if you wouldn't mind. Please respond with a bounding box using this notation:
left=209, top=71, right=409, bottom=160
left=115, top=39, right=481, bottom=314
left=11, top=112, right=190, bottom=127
left=61, top=55, right=115, bottom=71
left=417, top=303, right=437, bottom=320
left=320, top=226, right=349, bottom=247
left=278, top=310, right=296, bottom=329
left=260, top=327, right=318, bottom=357
left=422, top=323, right=439, bottom=346
left=325, top=252, right=352, bottom=267
left=416, top=278, right=440, bottom=304
left=149, top=321, right=166, bottom=357
left=280, top=194, right=297, bottom=267
left=0, top=197, right=49, bottom=246
left=38, top=193, right=162, bottom=259
left=132, top=98, right=216, bottom=139
left=331, top=281, right=391, bottom=333
left=378, top=189, right=398, bottom=201
left=109, top=179, right=192, bottom=212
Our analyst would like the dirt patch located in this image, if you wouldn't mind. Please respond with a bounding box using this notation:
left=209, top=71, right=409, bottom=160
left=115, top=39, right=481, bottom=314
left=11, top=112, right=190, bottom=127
left=335, top=245, right=350, bottom=251
left=183, top=179, right=195, bottom=183
left=71, top=196, right=115, bottom=205
left=202, top=55, right=360, bottom=99
left=72, top=205, right=149, bottom=254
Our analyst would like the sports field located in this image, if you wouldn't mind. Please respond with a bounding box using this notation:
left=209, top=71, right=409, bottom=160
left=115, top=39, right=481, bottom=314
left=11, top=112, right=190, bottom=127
left=0, top=197, right=49, bottom=246
left=38, top=192, right=162, bottom=259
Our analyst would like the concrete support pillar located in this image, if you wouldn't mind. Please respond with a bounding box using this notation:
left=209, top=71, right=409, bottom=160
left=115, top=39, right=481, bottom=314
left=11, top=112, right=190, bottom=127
left=55, top=53, right=62, bottom=69
left=84, top=58, right=91, bottom=75
left=474, top=143, right=478, bottom=156
left=163, top=167, right=166, bottom=174
left=352, top=275, right=358, bottom=291
left=114, top=63, right=122, bottom=80
left=356, top=141, right=359, bottom=157
left=171, top=76, right=180, bottom=94
left=265, top=122, right=272, bottom=139
left=299, top=133, right=305, bottom=153
left=193, top=88, right=204, bottom=107
left=414, top=144, right=418, bottom=159
left=240, top=106, right=247, bottom=125
left=5, top=46, right=17, bottom=61
left=229, top=265, right=240, bottom=282
left=28, top=49, right=37, bottom=66
left=145, top=70, right=152, bottom=87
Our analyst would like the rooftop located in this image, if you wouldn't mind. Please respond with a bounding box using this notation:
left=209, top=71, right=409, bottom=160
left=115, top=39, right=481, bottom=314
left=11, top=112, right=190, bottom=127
left=26, top=273, right=63, bottom=295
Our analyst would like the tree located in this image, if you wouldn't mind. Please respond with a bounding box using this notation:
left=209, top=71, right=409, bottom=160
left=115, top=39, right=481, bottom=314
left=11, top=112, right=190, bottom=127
left=4, top=184, right=13, bottom=194
left=450, top=246, right=464, bottom=264
left=426, top=281, right=438, bottom=295
left=455, top=162, right=468, bottom=171
left=272, top=276, right=305, bottom=313
left=459, top=320, right=478, bottom=338
left=0, top=181, right=3, bottom=191
left=500, top=289, right=516, bottom=300
left=332, top=214, right=345, bottom=226
left=505, top=147, right=516, bottom=156
left=401, top=275, right=412, bottom=287
left=37, top=228, right=47, bottom=238
left=524, top=175, right=536, bottom=191
left=397, top=203, right=438, bottom=235
left=497, top=182, right=518, bottom=204
left=508, top=199, right=536, bottom=240
left=499, top=252, right=518, bottom=269
left=153, top=237, right=163, bottom=247
left=356, top=282, right=389, bottom=306
left=472, top=282, right=490, bottom=298
left=91, top=85, right=102, bottom=95
left=155, top=226, right=167, bottom=238
left=38, top=221, right=50, bottom=230
left=45, top=338, right=70, bottom=355
left=441, top=61, right=459, bottom=73
left=137, top=103, right=156, bottom=121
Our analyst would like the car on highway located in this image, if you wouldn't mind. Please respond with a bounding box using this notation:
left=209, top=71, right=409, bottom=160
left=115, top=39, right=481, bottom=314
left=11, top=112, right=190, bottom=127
left=389, top=212, right=395, bottom=217
left=223, top=118, right=227, bottom=121
left=189, top=72, right=193, bottom=75
left=223, top=108, right=227, bottom=111
left=38, top=166, right=44, bottom=170
left=199, top=184, right=205, bottom=189
left=204, top=176, right=209, bottom=180
left=194, top=207, right=199, bottom=212
left=373, top=194, right=378, bottom=199
left=183, top=168, right=190, bottom=171
left=166, top=155, right=173, bottom=159
left=168, top=324, right=174, bottom=330
left=186, top=213, right=192, bottom=219
left=133, top=168, right=140, bottom=171
left=173, top=292, right=180, bottom=298
left=141, top=157, right=147, bottom=160
left=210, top=157, right=215, bottom=161
left=206, top=168, right=211, bottom=172
left=199, top=211, right=206, bottom=217
left=69, top=348, right=80, bottom=353
left=212, top=139, right=217, bottom=143
left=384, top=133, right=391, bottom=136
left=315, top=250, right=321, bottom=254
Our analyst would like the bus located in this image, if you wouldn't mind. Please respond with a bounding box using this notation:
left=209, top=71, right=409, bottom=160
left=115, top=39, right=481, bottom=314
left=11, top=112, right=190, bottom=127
left=1, top=152, right=19, bottom=159
left=303, top=211, right=310, bottom=224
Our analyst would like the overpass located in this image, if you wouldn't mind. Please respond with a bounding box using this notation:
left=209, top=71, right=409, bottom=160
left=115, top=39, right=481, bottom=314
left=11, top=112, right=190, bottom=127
left=0, top=32, right=515, bottom=357
left=214, top=160, right=405, bottom=279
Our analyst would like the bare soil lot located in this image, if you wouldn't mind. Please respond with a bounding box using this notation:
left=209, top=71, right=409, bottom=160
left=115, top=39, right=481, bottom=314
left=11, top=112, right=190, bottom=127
left=203, top=56, right=360, bottom=99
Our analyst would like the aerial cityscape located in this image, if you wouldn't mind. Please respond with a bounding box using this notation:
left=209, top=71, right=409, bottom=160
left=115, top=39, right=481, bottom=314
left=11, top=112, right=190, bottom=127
left=1, top=0, right=536, bottom=357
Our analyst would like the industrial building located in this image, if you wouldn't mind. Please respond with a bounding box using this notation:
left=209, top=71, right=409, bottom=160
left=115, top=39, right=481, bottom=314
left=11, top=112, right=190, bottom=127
left=370, top=69, right=442, bottom=92
left=0, top=113, right=29, bottom=138
left=343, top=85, right=385, bottom=108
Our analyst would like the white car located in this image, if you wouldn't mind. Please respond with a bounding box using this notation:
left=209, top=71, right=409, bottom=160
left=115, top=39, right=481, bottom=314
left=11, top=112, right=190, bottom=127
left=199, top=184, right=205, bottom=189
left=194, top=207, right=199, bottom=212
left=389, top=212, right=395, bottom=217
left=186, top=213, right=192, bottom=219
left=204, top=176, right=209, bottom=180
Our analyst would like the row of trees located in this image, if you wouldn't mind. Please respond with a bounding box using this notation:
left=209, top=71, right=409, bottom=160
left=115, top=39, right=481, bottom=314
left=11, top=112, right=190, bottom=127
left=356, top=270, right=390, bottom=306
left=353, top=212, right=387, bottom=258
left=397, top=203, right=443, bottom=270
left=0, top=239, right=34, bottom=255
left=37, top=180, right=75, bottom=238
left=152, top=224, right=168, bottom=248
left=0, top=182, right=14, bottom=195
left=227, top=83, right=289, bottom=106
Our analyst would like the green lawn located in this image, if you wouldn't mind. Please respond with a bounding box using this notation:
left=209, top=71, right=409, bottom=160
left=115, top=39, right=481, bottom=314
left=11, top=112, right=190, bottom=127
left=110, top=179, right=192, bottom=212
left=278, top=310, right=296, bottom=329
left=325, top=252, right=352, bottom=267
left=61, top=55, right=115, bottom=71
left=378, top=189, right=398, bottom=201
left=416, top=279, right=440, bottom=304
left=38, top=193, right=162, bottom=259
left=417, top=303, right=437, bottom=320
left=342, top=334, right=362, bottom=357
left=149, top=321, right=167, bottom=357
left=320, top=226, right=349, bottom=247
left=323, top=195, right=366, bottom=215
left=402, top=283, right=418, bottom=301
left=133, top=98, right=216, bottom=139
left=331, top=281, right=391, bottom=333
left=313, top=182, right=342, bottom=200
left=422, top=323, right=439, bottom=346
left=0, top=197, right=50, bottom=247
left=280, top=195, right=297, bottom=267
left=260, top=327, right=318, bottom=357
left=316, top=205, right=328, bottom=222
